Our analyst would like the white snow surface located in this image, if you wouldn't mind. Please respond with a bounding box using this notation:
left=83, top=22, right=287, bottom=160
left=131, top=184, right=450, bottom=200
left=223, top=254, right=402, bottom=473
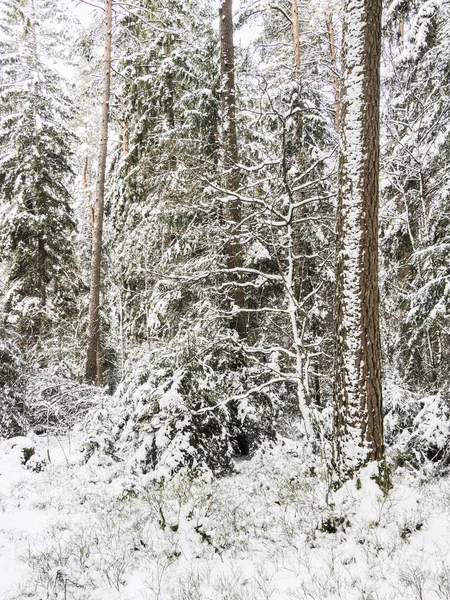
left=0, top=433, right=450, bottom=599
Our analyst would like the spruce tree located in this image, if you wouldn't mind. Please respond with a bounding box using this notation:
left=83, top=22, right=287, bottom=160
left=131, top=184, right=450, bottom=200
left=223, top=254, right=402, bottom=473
left=0, top=0, right=76, bottom=343
left=382, top=0, right=450, bottom=389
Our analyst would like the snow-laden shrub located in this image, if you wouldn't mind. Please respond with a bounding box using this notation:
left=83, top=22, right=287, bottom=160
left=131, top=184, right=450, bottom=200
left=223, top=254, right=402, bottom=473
left=0, top=339, right=27, bottom=440
left=407, top=390, right=450, bottom=472
left=0, top=436, right=35, bottom=473
left=25, top=367, right=100, bottom=435
left=384, top=382, right=421, bottom=456
left=84, top=328, right=277, bottom=480
left=384, top=381, right=450, bottom=474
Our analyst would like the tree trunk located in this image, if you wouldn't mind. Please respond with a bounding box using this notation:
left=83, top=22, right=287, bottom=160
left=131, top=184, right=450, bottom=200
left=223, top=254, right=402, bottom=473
left=399, top=15, right=405, bottom=52
left=290, top=1, right=320, bottom=420
left=326, top=10, right=340, bottom=128
left=291, top=0, right=303, bottom=156
left=219, top=0, right=246, bottom=337
left=291, top=0, right=301, bottom=78
left=83, top=155, right=89, bottom=188
left=122, top=121, right=129, bottom=156
left=85, top=0, right=113, bottom=385
left=334, top=0, right=384, bottom=478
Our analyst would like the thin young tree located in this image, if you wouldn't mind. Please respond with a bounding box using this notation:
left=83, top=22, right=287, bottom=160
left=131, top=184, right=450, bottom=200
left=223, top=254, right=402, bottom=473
left=333, top=0, right=384, bottom=478
left=220, top=0, right=246, bottom=337
left=85, top=0, right=113, bottom=384
left=326, top=9, right=340, bottom=128
left=291, top=0, right=301, bottom=77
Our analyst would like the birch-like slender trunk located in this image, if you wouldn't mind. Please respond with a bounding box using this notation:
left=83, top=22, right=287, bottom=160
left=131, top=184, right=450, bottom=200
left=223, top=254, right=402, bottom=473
left=122, top=121, right=129, bottom=156
left=291, top=0, right=301, bottom=78
left=286, top=221, right=313, bottom=438
left=334, top=0, right=384, bottom=477
left=82, top=155, right=89, bottom=189
left=81, top=120, right=95, bottom=239
left=219, top=0, right=246, bottom=337
left=85, top=0, right=113, bottom=385
left=399, top=16, right=405, bottom=52
left=289, top=2, right=316, bottom=421
left=291, top=0, right=303, bottom=158
left=326, top=10, right=340, bottom=128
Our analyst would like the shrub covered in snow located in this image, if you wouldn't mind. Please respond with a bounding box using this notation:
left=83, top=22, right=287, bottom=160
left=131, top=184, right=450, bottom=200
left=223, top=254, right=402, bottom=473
left=0, top=436, right=35, bottom=468
left=84, top=329, right=277, bottom=479
left=0, top=339, right=27, bottom=440
left=385, top=381, right=450, bottom=474
left=26, top=367, right=100, bottom=436
left=407, top=389, right=450, bottom=473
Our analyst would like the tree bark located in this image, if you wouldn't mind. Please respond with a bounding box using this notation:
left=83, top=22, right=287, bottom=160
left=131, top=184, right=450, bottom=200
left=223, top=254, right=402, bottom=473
left=291, top=0, right=301, bottom=78
left=291, top=0, right=303, bottom=156
left=326, top=10, right=340, bottom=128
left=399, top=15, right=405, bottom=52
left=83, top=155, right=89, bottom=188
left=334, top=0, right=384, bottom=478
left=85, top=0, right=113, bottom=385
left=219, top=0, right=246, bottom=337
left=122, top=121, right=129, bottom=156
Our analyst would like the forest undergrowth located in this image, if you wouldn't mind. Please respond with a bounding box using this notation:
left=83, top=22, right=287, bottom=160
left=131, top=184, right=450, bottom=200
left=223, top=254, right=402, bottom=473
left=1, top=409, right=450, bottom=600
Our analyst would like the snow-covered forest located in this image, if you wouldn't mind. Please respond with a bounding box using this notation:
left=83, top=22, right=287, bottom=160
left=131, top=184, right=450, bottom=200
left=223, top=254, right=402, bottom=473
left=1, top=0, right=450, bottom=597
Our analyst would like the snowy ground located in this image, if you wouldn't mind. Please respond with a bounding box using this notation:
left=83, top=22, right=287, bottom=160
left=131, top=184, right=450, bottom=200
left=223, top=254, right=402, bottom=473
left=1, top=432, right=450, bottom=600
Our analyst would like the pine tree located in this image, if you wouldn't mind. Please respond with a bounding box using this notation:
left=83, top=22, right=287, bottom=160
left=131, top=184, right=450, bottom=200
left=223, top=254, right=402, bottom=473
left=334, top=0, right=384, bottom=478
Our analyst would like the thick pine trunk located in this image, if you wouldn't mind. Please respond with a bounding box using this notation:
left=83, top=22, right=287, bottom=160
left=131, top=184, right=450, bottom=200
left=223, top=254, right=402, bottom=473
left=334, top=0, right=384, bottom=477
left=219, top=0, right=246, bottom=337
left=85, top=0, right=113, bottom=385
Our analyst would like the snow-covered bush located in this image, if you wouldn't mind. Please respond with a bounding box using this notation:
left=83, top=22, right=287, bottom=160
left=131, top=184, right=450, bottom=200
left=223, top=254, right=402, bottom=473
left=0, top=436, right=35, bottom=472
left=384, top=382, right=420, bottom=459
left=407, top=390, right=450, bottom=473
left=384, top=381, right=450, bottom=474
left=26, top=368, right=100, bottom=436
left=85, top=329, right=277, bottom=480
left=0, top=339, right=27, bottom=440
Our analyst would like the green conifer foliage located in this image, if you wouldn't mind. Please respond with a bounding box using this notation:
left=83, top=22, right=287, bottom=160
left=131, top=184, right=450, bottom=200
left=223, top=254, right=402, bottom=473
left=382, top=0, right=450, bottom=387
left=0, top=0, right=77, bottom=342
left=0, top=338, right=27, bottom=439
